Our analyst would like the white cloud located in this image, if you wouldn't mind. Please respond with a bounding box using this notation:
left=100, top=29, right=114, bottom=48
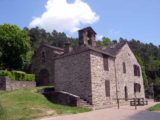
left=29, top=0, right=99, bottom=33
left=97, top=35, right=104, bottom=40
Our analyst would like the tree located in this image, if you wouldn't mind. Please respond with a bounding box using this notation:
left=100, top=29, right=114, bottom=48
left=136, top=55, right=148, bottom=89
left=97, top=37, right=112, bottom=47
left=155, top=75, right=160, bottom=87
left=0, top=24, right=32, bottom=70
left=25, top=27, right=51, bottom=50
left=25, top=27, right=78, bottom=50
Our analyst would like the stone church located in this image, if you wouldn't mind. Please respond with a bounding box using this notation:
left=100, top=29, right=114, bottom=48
left=31, top=27, right=145, bottom=109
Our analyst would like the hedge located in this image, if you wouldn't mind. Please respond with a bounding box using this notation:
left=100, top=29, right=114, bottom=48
left=0, top=70, right=35, bottom=81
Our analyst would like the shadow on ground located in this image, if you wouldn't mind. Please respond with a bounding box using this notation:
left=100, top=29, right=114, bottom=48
left=130, top=111, right=160, bottom=120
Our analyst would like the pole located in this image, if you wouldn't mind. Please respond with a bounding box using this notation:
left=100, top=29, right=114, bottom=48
left=134, top=91, right=137, bottom=110
left=114, top=59, right=119, bottom=109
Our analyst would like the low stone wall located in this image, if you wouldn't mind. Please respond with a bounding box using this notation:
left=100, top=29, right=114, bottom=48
left=43, top=90, right=92, bottom=108
left=0, top=76, right=36, bottom=91
left=43, top=91, right=80, bottom=106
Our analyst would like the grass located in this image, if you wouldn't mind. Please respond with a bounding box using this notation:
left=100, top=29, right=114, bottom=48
left=148, top=103, right=160, bottom=111
left=0, top=88, right=91, bottom=120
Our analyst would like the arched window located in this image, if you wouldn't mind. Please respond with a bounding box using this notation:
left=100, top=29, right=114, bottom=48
left=41, top=51, right=46, bottom=63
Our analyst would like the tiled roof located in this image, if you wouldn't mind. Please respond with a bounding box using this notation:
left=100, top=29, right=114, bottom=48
left=54, top=45, right=115, bottom=60
left=78, top=26, right=96, bottom=34
left=100, top=41, right=127, bottom=56
left=43, top=44, right=64, bottom=51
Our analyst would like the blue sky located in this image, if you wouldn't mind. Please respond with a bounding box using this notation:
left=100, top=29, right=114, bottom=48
left=0, top=0, right=159, bottom=45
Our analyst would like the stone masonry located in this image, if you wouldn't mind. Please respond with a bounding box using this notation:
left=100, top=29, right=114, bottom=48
left=0, top=76, right=36, bottom=91
left=31, top=44, right=64, bottom=86
left=32, top=27, right=145, bottom=109
left=55, top=51, right=92, bottom=103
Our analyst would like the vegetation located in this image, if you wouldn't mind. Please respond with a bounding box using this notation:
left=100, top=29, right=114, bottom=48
left=0, top=23, right=160, bottom=94
left=148, top=103, right=160, bottom=111
left=128, top=39, right=160, bottom=89
left=25, top=27, right=160, bottom=90
left=0, top=24, right=32, bottom=70
left=0, top=88, right=91, bottom=120
left=97, top=37, right=112, bottom=47
left=0, top=70, right=35, bottom=81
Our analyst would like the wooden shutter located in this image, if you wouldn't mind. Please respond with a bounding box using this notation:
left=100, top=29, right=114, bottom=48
left=105, top=80, right=110, bottom=97
left=103, top=55, right=109, bottom=71
left=134, top=65, right=136, bottom=76
left=133, top=65, right=141, bottom=76
left=123, top=62, right=126, bottom=73
left=137, top=66, right=140, bottom=76
left=134, top=83, right=141, bottom=93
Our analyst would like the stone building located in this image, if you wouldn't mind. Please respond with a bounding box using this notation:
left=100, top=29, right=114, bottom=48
left=32, top=27, right=145, bottom=109
left=31, top=44, right=64, bottom=86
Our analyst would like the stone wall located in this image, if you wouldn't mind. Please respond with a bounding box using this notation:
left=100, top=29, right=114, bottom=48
left=54, top=43, right=145, bottom=109
left=31, top=45, right=64, bottom=86
left=90, top=43, right=145, bottom=109
left=54, top=51, right=92, bottom=104
left=115, top=44, right=145, bottom=99
left=0, top=77, right=36, bottom=91
left=43, top=91, right=80, bottom=106
left=90, top=51, right=117, bottom=109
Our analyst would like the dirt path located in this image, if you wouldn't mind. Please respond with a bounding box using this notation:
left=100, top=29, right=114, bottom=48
left=40, top=101, right=160, bottom=120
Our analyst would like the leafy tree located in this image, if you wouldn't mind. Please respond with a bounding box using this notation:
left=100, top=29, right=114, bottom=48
left=155, top=75, right=160, bottom=87
left=136, top=55, right=148, bottom=89
left=25, top=27, right=78, bottom=51
left=97, top=37, right=112, bottom=47
left=24, top=27, right=51, bottom=50
left=0, top=24, right=32, bottom=70
left=51, top=30, right=68, bottom=47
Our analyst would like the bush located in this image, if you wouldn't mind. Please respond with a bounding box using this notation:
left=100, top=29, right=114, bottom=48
left=0, top=70, right=35, bottom=81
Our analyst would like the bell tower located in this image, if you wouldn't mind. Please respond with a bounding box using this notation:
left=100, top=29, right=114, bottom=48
left=78, top=27, right=96, bottom=47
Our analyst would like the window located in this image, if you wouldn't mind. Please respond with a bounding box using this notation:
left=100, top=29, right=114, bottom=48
left=105, top=80, right=110, bottom=97
left=103, top=55, right=109, bottom=71
left=134, top=83, right=141, bottom=93
left=133, top=65, right=140, bottom=76
left=123, top=62, right=126, bottom=73
left=41, top=51, right=46, bottom=63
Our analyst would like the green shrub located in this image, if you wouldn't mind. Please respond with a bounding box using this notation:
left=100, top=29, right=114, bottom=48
left=0, top=70, right=35, bottom=81
left=0, top=70, right=15, bottom=80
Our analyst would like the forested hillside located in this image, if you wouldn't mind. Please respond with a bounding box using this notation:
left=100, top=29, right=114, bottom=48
left=0, top=24, right=160, bottom=91
left=25, top=27, right=160, bottom=90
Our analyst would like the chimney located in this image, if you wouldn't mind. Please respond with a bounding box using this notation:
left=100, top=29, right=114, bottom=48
left=78, top=27, right=96, bottom=47
left=112, top=40, right=117, bottom=44
left=64, top=41, right=72, bottom=53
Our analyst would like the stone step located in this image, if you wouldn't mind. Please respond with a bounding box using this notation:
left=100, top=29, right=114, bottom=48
left=78, top=99, right=92, bottom=109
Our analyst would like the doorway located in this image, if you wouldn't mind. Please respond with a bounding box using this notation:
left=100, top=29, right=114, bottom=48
left=37, top=69, right=50, bottom=86
left=124, top=86, right=128, bottom=101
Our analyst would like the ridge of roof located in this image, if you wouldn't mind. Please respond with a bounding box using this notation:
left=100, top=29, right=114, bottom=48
left=54, top=45, right=115, bottom=60
left=78, top=26, right=96, bottom=34
left=43, top=44, right=64, bottom=51
left=101, top=41, right=127, bottom=56
left=87, top=46, right=115, bottom=57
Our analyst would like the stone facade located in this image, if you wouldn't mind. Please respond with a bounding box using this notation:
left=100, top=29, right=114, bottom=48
left=54, top=43, right=145, bottom=109
left=114, top=44, right=145, bottom=99
left=0, top=77, right=36, bottom=91
left=31, top=44, right=64, bottom=86
left=90, top=51, right=117, bottom=109
left=32, top=27, right=145, bottom=109
left=55, top=51, right=92, bottom=103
